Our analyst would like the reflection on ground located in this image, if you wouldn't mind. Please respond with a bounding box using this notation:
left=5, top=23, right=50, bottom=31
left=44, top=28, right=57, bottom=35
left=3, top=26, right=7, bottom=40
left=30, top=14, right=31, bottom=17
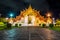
left=0, top=27, right=60, bottom=40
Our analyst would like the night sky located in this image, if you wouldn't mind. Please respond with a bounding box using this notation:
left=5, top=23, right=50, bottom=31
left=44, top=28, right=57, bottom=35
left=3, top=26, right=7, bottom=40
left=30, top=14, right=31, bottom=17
left=0, top=0, right=60, bottom=18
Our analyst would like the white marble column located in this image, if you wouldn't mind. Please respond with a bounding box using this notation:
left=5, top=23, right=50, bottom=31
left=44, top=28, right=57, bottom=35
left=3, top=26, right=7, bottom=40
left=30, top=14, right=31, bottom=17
left=23, top=15, right=28, bottom=26
left=31, top=16, right=35, bottom=26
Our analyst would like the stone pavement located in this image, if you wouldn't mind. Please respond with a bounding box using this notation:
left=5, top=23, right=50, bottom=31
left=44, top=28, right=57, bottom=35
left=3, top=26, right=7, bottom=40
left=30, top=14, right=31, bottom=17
left=0, top=27, right=60, bottom=40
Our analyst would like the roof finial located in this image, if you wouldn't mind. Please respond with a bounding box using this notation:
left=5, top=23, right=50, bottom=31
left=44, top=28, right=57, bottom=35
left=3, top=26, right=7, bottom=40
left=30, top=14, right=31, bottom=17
left=28, top=4, right=32, bottom=9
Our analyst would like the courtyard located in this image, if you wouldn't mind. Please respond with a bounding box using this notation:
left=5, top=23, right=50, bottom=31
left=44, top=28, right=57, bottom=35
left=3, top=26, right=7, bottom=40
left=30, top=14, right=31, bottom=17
left=0, top=27, right=60, bottom=40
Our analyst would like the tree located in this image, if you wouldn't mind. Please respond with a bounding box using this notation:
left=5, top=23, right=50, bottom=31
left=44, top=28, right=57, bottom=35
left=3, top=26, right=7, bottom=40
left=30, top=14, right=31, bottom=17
left=56, top=19, right=60, bottom=25
left=41, top=24, right=46, bottom=28
left=0, top=18, right=8, bottom=22
left=49, top=24, right=54, bottom=28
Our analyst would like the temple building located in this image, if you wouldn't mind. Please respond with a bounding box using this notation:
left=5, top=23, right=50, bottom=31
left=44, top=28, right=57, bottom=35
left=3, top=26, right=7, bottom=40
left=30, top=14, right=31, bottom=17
left=9, top=5, right=52, bottom=26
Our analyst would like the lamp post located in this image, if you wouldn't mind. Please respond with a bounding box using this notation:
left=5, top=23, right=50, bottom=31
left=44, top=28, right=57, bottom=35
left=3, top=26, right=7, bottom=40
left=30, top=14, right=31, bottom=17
left=52, top=18, right=56, bottom=25
left=46, top=12, right=52, bottom=26
left=9, top=13, right=14, bottom=24
left=0, top=14, right=1, bottom=22
left=0, top=14, right=1, bottom=17
left=59, top=14, right=60, bottom=19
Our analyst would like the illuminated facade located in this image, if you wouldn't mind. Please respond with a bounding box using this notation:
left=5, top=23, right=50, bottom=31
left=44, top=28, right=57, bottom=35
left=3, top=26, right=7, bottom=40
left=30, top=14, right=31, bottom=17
left=9, top=5, right=52, bottom=26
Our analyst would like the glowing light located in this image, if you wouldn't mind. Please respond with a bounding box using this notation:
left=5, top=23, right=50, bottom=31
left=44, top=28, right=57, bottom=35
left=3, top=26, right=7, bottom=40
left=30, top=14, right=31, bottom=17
left=46, top=12, right=52, bottom=17
left=47, top=13, right=51, bottom=17
left=6, top=18, right=9, bottom=20
left=10, top=14, right=13, bottom=17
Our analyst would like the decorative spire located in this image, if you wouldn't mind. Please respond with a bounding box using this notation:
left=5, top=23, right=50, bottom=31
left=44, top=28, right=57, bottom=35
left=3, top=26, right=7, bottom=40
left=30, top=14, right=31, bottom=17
left=27, top=4, right=33, bottom=12
left=28, top=4, right=32, bottom=9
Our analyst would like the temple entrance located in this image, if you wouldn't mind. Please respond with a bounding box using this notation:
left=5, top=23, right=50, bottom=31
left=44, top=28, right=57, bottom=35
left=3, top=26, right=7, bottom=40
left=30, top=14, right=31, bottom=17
left=22, top=14, right=35, bottom=26
left=28, top=15, right=32, bottom=24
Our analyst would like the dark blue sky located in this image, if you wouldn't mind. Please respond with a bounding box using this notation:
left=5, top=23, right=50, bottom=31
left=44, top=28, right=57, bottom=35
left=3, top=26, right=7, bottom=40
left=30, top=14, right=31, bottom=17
left=0, top=0, right=60, bottom=18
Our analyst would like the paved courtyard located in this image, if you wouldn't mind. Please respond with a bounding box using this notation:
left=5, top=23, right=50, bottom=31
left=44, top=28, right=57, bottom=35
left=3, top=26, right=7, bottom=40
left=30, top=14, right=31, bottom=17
left=0, top=27, right=60, bottom=40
